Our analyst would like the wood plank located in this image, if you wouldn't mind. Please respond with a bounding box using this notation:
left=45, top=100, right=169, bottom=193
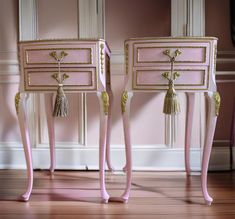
left=0, top=170, right=234, bottom=219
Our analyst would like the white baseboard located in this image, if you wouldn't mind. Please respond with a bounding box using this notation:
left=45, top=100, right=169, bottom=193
left=0, top=145, right=232, bottom=171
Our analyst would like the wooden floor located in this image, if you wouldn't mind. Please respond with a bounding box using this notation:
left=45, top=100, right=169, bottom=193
left=0, top=170, right=234, bottom=218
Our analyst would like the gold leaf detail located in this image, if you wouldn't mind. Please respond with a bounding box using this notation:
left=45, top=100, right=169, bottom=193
left=102, top=91, right=109, bottom=115
left=213, top=92, right=221, bottom=116
left=121, top=91, right=128, bottom=114
left=15, top=92, right=20, bottom=114
left=125, top=44, right=129, bottom=75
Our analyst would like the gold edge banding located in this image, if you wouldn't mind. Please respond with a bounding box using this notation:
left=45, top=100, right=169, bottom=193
left=121, top=91, right=128, bottom=114
left=101, top=91, right=109, bottom=115
left=15, top=92, right=20, bottom=114
left=213, top=91, right=221, bottom=116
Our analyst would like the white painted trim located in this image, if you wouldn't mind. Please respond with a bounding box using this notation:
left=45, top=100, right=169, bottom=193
left=78, top=0, right=104, bottom=38
left=0, top=146, right=231, bottom=171
left=187, top=0, right=205, bottom=36
left=171, top=0, right=187, bottom=37
left=19, top=0, right=37, bottom=40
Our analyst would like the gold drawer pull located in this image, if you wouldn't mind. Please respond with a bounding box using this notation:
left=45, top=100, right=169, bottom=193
left=49, top=51, right=68, bottom=62
left=162, top=49, right=182, bottom=115
left=49, top=50, right=69, bottom=117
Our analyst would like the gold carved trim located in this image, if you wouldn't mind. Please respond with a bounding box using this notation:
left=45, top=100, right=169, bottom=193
left=15, top=92, right=20, bottom=114
left=125, top=44, right=129, bottom=75
left=101, top=91, right=109, bottom=115
left=100, top=43, right=105, bottom=74
left=213, top=92, right=221, bottom=116
left=121, top=91, right=128, bottom=114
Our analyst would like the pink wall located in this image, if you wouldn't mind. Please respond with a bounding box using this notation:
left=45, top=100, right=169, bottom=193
left=105, top=0, right=171, bottom=51
left=0, top=0, right=20, bottom=143
left=37, top=0, right=78, bottom=39
left=205, top=0, right=235, bottom=143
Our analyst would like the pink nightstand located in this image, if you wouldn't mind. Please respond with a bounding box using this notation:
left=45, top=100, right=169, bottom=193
left=121, top=37, right=220, bottom=205
left=17, top=39, right=114, bottom=202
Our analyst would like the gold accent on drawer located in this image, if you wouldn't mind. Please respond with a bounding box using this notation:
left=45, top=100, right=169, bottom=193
left=213, top=92, right=221, bottom=116
left=121, top=91, right=128, bottom=114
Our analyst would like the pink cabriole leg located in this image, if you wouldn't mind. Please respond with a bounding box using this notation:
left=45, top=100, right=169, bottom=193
left=185, top=93, right=195, bottom=175
left=106, top=90, right=114, bottom=171
left=17, top=93, right=33, bottom=201
left=97, top=92, right=110, bottom=203
left=201, top=92, right=218, bottom=205
left=121, top=91, right=133, bottom=203
left=44, top=93, right=55, bottom=173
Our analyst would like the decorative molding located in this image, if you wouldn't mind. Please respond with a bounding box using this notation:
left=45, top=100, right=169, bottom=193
left=19, top=0, right=38, bottom=147
left=19, top=0, right=37, bottom=40
left=187, top=0, right=205, bottom=36
left=0, top=146, right=231, bottom=171
left=78, top=0, right=104, bottom=38
left=171, top=0, right=205, bottom=37
left=171, top=0, right=187, bottom=36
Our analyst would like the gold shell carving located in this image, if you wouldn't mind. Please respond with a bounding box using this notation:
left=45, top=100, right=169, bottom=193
left=15, top=92, right=20, bottom=114
left=121, top=91, right=128, bottom=114
left=213, top=91, right=221, bottom=116
left=101, top=91, right=109, bottom=115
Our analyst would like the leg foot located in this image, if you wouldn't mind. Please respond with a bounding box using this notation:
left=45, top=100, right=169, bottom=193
left=201, top=92, right=218, bottom=205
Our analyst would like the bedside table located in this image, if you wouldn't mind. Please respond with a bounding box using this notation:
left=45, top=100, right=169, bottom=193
left=121, top=37, right=220, bottom=205
left=17, top=39, right=113, bottom=202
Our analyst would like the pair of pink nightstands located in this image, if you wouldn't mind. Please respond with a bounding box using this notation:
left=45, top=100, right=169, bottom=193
left=17, top=37, right=220, bottom=205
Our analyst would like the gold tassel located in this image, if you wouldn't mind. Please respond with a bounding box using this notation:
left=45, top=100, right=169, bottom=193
left=53, top=84, right=68, bottom=117
left=163, top=80, right=180, bottom=114
left=162, top=49, right=182, bottom=115
left=49, top=51, right=69, bottom=117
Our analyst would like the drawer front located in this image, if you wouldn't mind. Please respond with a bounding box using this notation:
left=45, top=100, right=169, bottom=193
left=133, top=67, right=209, bottom=90
left=133, top=42, right=210, bottom=67
left=24, top=68, right=97, bottom=91
left=23, top=44, right=96, bottom=67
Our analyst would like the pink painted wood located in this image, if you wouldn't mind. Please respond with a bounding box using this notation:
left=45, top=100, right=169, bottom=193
left=185, top=93, right=195, bottom=175
left=17, top=39, right=112, bottom=202
left=44, top=93, right=56, bottom=173
left=122, top=37, right=219, bottom=205
left=17, top=93, right=33, bottom=201
left=106, top=90, right=114, bottom=171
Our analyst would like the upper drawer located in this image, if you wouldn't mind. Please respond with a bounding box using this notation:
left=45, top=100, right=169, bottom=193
left=133, top=42, right=210, bottom=67
left=21, top=43, right=97, bottom=68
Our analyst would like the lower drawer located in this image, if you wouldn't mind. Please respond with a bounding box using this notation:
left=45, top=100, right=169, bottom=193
left=133, top=67, right=209, bottom=90
left=24, top=68, right=97, bottom=91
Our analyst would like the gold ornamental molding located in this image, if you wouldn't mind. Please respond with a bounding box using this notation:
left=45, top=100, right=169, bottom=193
left=121, top=91, right=128, bottom=114
left=101, top=91, right=109, bottom=115
left=15, top=92, right=20, bottom=115
left=100, top=43, right=105, bottom=74
left=213, top=91, right=221, bottom=116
